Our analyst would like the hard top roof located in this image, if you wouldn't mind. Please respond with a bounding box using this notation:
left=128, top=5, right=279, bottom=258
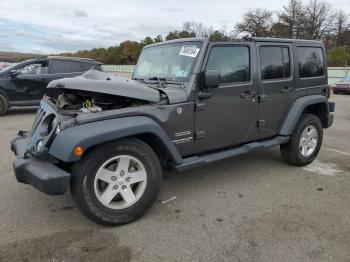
left=145, top=37, right=323, bottom=48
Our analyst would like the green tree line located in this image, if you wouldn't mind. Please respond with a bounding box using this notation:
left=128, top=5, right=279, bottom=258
left=61, top=0, right=349, bottom=66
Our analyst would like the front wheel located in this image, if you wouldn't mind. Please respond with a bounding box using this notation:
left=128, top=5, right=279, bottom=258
left=0, top=94, right=9, bottom=116
left=71, top=138, right=162, bottom=226
left=280, top=113, right=323, bottom=166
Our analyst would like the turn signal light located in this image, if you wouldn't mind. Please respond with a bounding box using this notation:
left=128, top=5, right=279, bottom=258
left=73, top=146, right=84, bottom=156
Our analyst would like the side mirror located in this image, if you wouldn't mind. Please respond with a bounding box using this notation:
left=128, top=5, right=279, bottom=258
left=10, top=70, right=20, bottom=77
left=204, top=70, right=220, bottom=88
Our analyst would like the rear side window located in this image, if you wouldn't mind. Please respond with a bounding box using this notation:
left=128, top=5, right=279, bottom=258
left=260, top=46, right=291, bottom=80
left=297, top=47, right=325, bottom=78
left=81, top=62, right=96, bottom=71
left=206, top=46, right=250, bottom=84
left=51, top=60, right=83, bottom=74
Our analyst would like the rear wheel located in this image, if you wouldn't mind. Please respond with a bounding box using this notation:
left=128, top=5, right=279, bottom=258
left=0, top=94, right=9, bottom=116
left=71, top=138, right=162, bottom=226
left=280, top=113, right=323, bottom=166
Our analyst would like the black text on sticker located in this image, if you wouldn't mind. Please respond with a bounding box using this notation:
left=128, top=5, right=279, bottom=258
left=179, top=46, right=200, bottom=57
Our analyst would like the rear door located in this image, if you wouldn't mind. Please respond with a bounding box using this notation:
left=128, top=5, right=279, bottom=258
left=256, top=42, right=295, bottom=137
left=49, top=59, right=85, bottom=81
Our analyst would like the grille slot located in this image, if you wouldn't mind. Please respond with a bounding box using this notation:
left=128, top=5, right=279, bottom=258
left=31, top=108, right=46, bottom=135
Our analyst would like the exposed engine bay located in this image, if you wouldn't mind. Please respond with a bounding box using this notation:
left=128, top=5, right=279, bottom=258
left=45, top=69, right=188, bottom=113
left=51, top=90, right=149, bottom=113
left=46, top=70, right=162, bottom=113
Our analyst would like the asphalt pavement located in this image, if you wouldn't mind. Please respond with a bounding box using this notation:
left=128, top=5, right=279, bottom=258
left=0, top=95, right=349, bottom=262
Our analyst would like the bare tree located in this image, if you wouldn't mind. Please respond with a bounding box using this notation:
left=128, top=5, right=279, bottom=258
left=277, top=0, right=306, bottom=38
left=304, top=0, right=337, bottom=40
left=235, top=8, right=274, bottom=37
left=334, top=10, right=349, bottom=45
left=182, top=21, right=213, bottom=37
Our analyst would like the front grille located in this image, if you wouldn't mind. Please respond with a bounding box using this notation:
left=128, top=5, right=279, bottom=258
left=31, top=107, right=46, bottom=135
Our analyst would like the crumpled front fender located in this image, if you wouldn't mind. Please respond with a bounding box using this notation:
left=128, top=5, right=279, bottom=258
left=49, top=116, right=183, bottom=164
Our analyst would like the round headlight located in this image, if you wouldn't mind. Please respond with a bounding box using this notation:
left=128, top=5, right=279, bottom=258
left=36, top=140, right=44, bottom=152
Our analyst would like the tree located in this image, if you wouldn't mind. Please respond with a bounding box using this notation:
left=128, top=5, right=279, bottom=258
left=328, top=46, right=350, bottom=67
left=183, top=21, right=213, bottom=37
left=235, top=8, right=274, bottom=37
left=304, top=0, right=336, bottom=40
left=334, top=10, right=349, bottom=45
left=153, top=35, right=163, bottom=43
left=165, top=30, right=196, bottom=40
left=141, top=36, right=154, bottom=46
left=209, top=31, right=231, bottom=41
left=276, top=0, right=306, bottom=38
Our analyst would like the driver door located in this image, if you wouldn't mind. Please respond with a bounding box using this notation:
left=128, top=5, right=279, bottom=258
left=194, top=43, right=259, bottom=152
left=12, top=60, right=49, bottom=102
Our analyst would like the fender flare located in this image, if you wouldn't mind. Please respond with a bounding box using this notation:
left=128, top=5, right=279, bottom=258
left=49, top=116, right=183, bottom=164
left=279, top=95, right=330, bottom=136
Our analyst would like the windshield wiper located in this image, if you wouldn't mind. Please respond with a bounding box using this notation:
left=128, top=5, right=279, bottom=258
left=148, top=76, right=167, bottom=81
left=148, top=76, right=184, bottom=87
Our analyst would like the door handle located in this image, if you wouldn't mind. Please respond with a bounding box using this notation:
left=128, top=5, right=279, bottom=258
left=280, top=86, right=294, bottom=93
left=240, top=90, right=257, bottom=99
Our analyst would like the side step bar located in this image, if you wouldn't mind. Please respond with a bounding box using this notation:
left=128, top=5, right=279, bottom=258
left=175, top=136, right=289, bottom=172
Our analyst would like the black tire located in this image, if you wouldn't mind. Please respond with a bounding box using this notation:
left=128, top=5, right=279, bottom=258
left=70, top=138, right=162, bottom=226
left=333, top=91, right=339, bottom=94
left=280, top=113, right=323, bottom=166
left=0, top=94, right=9, bottom=116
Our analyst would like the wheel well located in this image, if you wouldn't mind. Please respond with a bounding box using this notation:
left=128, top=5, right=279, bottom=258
left=303, top=103, right=328, bottom=128
left=134, top=133, right=173, bottom=168
left=79, top=133, right=174, bottom=169
left=0, top=88, right=9, bottom=100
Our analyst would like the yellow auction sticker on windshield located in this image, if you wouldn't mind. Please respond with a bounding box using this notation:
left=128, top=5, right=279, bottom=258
left=179, top=46, right=200, bottom=57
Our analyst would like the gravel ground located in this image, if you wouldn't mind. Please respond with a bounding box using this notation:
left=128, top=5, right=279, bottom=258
left=0, top=95, right=349, bottom=262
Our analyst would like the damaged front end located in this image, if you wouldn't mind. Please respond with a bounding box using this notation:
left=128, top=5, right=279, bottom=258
left=13, top=70, right=163, bottom=157
left=47, top=69, right=161, bottom=113
left=10, top=70, right=166, bottom=195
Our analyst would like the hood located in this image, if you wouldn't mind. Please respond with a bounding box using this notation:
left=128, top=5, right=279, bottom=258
left=47, top=70, right=160, bottom=103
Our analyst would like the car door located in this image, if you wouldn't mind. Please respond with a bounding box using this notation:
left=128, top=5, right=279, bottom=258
left=194, top=42, right=258, bottom=152
left=12, top=60, right=50, bottom=102
left=48, top=59, right=85, bottom=81
left=256, top=42, right=295, bottom=137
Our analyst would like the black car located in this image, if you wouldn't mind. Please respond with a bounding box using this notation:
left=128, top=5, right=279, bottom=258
left=0, top=56, right=102, bottom=115
left=11, top=38, right=334, bottom=226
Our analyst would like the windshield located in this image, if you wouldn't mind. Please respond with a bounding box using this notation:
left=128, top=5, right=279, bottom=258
left=133, top=41, right=202, bottom=82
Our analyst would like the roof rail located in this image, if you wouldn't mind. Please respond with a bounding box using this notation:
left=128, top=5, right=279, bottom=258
left=47, top=56, right=96, bottom=62
left=249, top=37, right=322, bottom=43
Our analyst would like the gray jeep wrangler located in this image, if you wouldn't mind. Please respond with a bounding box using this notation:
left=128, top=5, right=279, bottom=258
left=11, top=37, right=334, bottom=226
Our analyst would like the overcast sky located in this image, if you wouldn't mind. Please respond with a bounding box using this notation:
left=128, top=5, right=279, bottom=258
left=0, top=0, right=349, bottom=54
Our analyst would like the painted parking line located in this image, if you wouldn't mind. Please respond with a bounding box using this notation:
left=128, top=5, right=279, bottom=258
left=325, top=147, right=350, bottom=157
left=303, top=160, right=343, bottom=176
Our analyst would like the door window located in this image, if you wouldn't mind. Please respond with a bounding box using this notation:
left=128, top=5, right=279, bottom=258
left=51, top=60, right=83, bottom=74
left=260, top=46, right=291, bottom=80
left=297, top=47, right=325, bottom=78
left=206, top=46, right=250, bottom=84
left=18, top=62, right=48, bottom=76
left=81, top=63, right=97, bottom=71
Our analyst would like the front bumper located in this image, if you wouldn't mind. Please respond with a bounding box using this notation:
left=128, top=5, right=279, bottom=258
left=11, top=133, right=70, bottom=195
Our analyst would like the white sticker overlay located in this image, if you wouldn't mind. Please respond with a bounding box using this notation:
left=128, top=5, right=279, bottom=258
left=179, top=46, right=200, bottom=57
